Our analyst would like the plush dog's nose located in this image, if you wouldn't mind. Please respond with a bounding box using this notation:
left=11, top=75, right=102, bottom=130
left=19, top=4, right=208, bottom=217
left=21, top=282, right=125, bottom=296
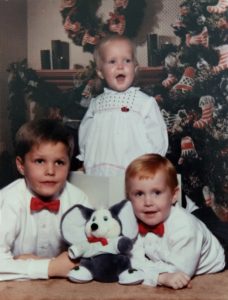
left=91, top=223, right=98, bottom=231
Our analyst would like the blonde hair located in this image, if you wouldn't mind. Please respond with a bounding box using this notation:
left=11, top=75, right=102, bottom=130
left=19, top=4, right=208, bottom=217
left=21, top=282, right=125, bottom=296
left=93, top=34, right=138, bottom=69
left=125, top=153, right=178, bottom=193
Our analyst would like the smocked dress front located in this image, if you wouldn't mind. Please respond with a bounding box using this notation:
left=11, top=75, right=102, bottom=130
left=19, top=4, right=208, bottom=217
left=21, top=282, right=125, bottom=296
left=78, top=87, right=168, bottom=176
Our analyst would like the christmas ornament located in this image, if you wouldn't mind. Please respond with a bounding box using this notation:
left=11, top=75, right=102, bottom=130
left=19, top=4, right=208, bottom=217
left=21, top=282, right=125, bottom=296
left=162, top=109, right=188, bottom=133
left=178, top=136, right=198, bottom=165
left=60, top=0, right=146, bottom=53
left=212, top=44, right=228, bottom=74
left=186, top=26, right=209, bottom=48
left=207, top=0, right=228, bottom=14
left=162, top=73, right=178, bottom=89
left=193, top=95, right=215, bottom=129
left=202, top=186, right=215, bottom=207
left=171, top=66, right=196, bottom=95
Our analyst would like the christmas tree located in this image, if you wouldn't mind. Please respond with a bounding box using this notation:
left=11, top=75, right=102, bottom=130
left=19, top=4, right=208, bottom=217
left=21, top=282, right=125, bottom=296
left=155, top=0, right=228, bottom=220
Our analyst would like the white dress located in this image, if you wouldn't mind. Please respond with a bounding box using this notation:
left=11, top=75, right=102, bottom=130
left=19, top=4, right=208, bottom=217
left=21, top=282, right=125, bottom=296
left=78, top=87, right=168, bottom=176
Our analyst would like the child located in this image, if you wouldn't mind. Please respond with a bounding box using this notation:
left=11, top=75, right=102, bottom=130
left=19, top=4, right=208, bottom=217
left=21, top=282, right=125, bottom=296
left=0, top=119, right=91, bottom=281
left=125, top=153, right=225, bottom=289
left=77, top=35, right=168, bottom=176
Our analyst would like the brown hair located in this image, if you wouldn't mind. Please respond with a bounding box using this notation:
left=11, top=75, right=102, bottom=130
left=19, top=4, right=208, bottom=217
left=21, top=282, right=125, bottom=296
left=93, top=34, right=138, bottom=69
left=15, top=119, right=74, bottom=160
left=125, top=153, right=178, bottom=193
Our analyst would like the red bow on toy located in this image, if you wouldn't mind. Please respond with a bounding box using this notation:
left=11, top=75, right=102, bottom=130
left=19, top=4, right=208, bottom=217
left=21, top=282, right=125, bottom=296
left=30, top=197, right=60, bottom=213
left=87, top=236, right=108, bottom=246
left=138, top=221, right=164, bottom=237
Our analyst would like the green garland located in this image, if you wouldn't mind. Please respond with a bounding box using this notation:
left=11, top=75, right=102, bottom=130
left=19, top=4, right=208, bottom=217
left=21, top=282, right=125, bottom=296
left=60, top=0, right=146, bottom=52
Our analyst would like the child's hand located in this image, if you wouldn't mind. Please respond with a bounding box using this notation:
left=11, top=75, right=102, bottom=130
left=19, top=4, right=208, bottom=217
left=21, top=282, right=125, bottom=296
left=158, top=272, right=191, bottom=289
left=48, top=251, right=79, bottom=278
left=14, top=254, right=41, bottom=260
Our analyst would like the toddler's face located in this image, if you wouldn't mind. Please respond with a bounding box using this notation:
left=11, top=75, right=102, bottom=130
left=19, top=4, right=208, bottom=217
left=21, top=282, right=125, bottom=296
left=127, top=170, right=178, bottom=226
left=97, top=39, right=136, bottom=92
left=16, top=141, right=70, bottom=200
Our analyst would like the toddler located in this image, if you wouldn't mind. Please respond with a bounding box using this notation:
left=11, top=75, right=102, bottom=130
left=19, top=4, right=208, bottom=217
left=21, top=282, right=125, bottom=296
left=78, top=35, right=168, bottom=176
left=0, top=119, right=91, bottom=281
left=125, top=153, right=225, bottom=289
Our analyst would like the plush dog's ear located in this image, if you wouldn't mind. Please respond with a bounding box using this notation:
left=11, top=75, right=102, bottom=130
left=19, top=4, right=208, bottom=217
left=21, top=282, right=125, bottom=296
left=61, top=204, right=94, bottom=245
left=110, top=200, right=138, bottom=239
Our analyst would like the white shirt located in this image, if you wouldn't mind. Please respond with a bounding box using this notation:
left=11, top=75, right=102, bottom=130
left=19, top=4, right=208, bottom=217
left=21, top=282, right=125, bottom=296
left=131, top=204, right=225, bottom=286
left=0, top=179, right=90, bottom=281
left=78, top=87, right=168, bottom=176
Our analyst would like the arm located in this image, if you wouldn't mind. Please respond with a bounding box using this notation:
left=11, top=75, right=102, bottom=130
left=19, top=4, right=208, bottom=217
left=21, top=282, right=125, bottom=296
left=68, top=237, right=121, bottom=259
left=131, top=226, right=199, bottom=287
left=144, top=98, right=168, bottom=156
left=77, top=99, right=95, bottom=161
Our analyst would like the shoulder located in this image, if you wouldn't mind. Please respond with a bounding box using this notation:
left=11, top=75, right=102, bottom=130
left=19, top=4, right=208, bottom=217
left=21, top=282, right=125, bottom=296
left=1, top=178, right=26, bottom=198
left=0, top=178, right=28, bottom=210
left=167, top=205, right=200, bottom=233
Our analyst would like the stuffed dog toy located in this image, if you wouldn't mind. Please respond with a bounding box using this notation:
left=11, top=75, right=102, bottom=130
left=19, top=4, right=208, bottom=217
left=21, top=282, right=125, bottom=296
left=61, top=199, right=143, bottom=284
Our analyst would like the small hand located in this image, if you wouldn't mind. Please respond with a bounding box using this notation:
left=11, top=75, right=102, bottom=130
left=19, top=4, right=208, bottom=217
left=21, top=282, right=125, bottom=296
left=158, top=272, right=192, bottom=289
left=48, top=251, right=79, bottom=278
left=14, top=254, right=41, bottom=260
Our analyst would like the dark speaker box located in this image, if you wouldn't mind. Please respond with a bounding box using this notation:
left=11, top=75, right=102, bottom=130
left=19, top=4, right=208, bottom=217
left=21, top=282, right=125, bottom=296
left=40, top=50, right=51, bottom=69
left=147, top=33, right=160, bottom=67
left=51, top=40, right=69, bottom=69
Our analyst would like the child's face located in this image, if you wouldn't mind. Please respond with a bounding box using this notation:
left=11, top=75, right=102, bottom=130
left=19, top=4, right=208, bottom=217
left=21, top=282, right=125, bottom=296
left=96, top=39, right=136, bottom=92
left=127, top=170, right=178, bottom=226
left=16, top=141, right=70, bottom=200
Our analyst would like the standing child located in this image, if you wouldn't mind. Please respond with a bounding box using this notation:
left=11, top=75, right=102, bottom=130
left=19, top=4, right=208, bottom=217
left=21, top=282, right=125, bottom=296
left=125, top=153, right=225, bottom=289
left=78, top=35, right=168, bottom=176
left=0, top=119, right=91, bottom=281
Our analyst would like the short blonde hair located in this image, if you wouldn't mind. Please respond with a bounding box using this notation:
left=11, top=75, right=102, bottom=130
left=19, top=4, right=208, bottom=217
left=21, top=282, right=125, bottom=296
left=93, top=34, right=138, bottom=69
left=125, top=153, right=178, bottom=193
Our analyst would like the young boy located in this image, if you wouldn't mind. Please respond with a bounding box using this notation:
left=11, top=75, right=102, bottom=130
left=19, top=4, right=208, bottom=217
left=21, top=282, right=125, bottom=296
left=0, top=119, right=91, bottom=281
left=125, top=153, right=225, bottom=289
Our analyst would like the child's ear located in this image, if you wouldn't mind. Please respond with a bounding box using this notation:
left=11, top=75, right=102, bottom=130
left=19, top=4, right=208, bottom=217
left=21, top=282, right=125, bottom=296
left=96, top=69, right=104, bottom=80
left=171, top=186, right=180, bottom=205
left=16, top=156, right=25, bottom=176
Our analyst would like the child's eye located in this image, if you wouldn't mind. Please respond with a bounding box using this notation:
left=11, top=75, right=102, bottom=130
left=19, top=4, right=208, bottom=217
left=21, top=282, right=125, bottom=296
left=124, top=58, right=132, bottom=63
left=153, top=190, right=161, bottom=196
left=55, top=160, right=65, bottom=166
left=135, top=191, right=144, bottom=197
left=34, top=159, right=44, bottom=164
left=108, top=59, right=116, bottom=64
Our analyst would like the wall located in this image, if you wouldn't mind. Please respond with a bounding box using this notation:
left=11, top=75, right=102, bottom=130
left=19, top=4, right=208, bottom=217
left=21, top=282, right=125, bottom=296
left=27, top=0, right=181, bottom=69
left=0, top=0, right=27, bottom=152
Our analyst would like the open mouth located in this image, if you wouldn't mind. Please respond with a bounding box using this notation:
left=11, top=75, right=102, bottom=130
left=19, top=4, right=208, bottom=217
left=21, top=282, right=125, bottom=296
left=116, top=74, right=125, bottom=82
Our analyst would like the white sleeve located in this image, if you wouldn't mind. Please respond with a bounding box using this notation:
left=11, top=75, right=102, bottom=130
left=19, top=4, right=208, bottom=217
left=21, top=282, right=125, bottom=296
left=77, top=99, right=95, bottom=161
left=152, top=226, right=203, bottom=277
left=130, top=236, right=161, bottom=286
left=144, top=98, right=168, bottom=156
left=0, top=199, right=50, bottom=281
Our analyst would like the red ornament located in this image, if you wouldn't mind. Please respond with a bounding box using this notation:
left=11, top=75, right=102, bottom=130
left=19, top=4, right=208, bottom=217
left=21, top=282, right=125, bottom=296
left=121, top=106, right=129, bottom=112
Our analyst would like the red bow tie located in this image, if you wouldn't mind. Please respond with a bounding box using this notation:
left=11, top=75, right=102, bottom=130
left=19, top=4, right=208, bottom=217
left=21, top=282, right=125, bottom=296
left=30, top=197, right=60, bottom=213
left=138, top=221, right=164, bottom=237
left=87, top=236, right=108, bottom=246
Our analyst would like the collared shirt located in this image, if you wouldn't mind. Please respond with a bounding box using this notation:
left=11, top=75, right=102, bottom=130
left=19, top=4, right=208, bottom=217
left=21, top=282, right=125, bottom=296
left=131, top=204, right=225, bottom=286
left=0, top=179, right=90, bottom=281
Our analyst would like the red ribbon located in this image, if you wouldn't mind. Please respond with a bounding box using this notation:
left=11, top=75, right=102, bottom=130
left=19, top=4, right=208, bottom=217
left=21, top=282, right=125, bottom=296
left=87, top=236, right=108, bottom=246
left=30, top=197, right=60, bottom=213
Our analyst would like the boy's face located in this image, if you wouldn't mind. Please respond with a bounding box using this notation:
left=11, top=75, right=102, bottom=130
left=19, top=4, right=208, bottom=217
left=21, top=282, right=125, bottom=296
left=16, top=141, right=70, bottom=200
left=96, top=39, right=136, bottom=92
left=127, top=170, right=178, bottom=226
